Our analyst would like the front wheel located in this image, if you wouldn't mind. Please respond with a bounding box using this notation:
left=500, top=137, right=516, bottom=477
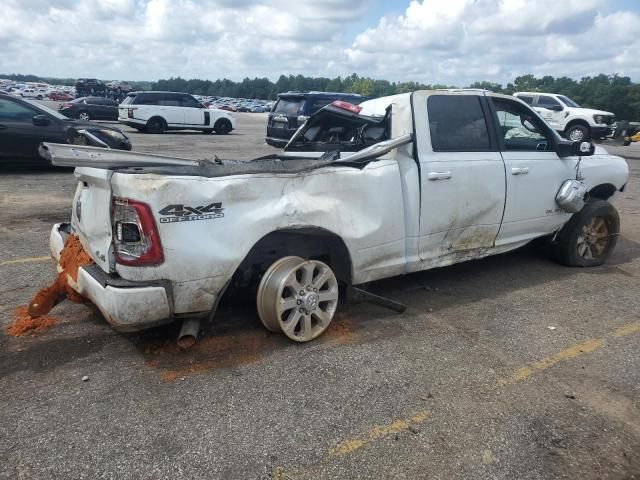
left=551, top=199, right=620, bottom=267
left=565, top=124, right=590, bottom=142
left=256, top=256, right=339, bottom=342
left=78, top=111, right=91, bottom=121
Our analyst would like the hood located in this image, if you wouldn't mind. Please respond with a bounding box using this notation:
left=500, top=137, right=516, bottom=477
left=284, top=102, right=389, bottom=152
left=566, top=107, right=614, bottom=117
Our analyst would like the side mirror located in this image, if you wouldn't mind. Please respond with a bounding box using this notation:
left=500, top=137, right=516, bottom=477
left=32, top=115, right=50, bottom=127
left=549, top=104, right=563, bottom=112
left=557, top=139, right=594, bottom=157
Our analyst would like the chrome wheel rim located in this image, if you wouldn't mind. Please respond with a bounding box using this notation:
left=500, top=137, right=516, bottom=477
left=257, top=258, right=339, bottom=342
left=79, top=112, right=90, bottom=121
left=569, top=128, right=584, bottom=141
left=577, top=216, right=609, bottom=259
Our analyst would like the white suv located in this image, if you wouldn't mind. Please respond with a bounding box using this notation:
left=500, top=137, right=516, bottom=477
left=118, top=91, right=235, bottom=134
left=513, top=92, right=615, bottom=142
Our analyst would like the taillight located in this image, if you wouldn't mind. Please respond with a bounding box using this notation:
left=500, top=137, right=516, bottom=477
left=61, top=103, right=72, bottom=109
left=112, top=197, right=164, bottom=266
left=330, top=100, right=362, bottom=114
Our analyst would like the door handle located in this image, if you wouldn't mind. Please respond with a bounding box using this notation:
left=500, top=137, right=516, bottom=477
left=511, top=167, right=529, bottom=175
left=427, top=171, right=452, bottom=180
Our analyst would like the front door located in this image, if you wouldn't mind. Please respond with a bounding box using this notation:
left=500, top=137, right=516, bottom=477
left=416, top=93, right=506, bottom=264
left=490, top=97, right=577, bottom=247
left=533, top=95, right=565, bottom=131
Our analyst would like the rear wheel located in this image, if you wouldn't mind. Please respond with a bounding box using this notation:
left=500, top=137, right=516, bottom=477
left=146, top=117, right=166, bottom=134
left=78, top=111, right=91, bottom=121
left=214, top=119, right=232, bottom=135
left=551, top=200, right=619, bottom=267
left=256, top=256, right=339, bottom=342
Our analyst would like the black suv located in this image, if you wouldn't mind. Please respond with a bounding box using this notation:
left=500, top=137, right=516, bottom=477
left=75, top=78, right=107, bottom=97
left=265, top=91, right=364, bottom=147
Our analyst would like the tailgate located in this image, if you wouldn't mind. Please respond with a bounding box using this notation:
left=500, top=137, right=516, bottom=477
left=71, top=167, right=114, bottom=273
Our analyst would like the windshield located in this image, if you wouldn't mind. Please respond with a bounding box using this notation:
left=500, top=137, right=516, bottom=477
left=24, top=98, right=70, bottom=120
left=274, top=98, right=302, bottom=115
left=557, top=95, right=580, bottom=108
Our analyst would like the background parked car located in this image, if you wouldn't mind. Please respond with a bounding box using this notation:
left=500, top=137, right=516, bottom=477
left=58, top=97, right=119, bottom=121
left=265, top=91, right=364, bottom=147
left=48, top=92, right=74, bottom=101
left=0, top=93, right=131, bottom=167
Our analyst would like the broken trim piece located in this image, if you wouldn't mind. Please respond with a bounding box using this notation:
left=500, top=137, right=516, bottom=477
left=338, top=134, right=413, bottom=164
left=39, top=143, right=205, bottom=168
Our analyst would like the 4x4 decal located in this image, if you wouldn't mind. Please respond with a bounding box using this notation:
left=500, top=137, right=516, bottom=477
left=158, top=202, right=224, bottom=223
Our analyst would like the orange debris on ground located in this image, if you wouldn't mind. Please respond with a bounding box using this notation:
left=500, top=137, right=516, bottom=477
left=28, top=234, right=93, bottom=317
left=6, top=306, right=57, bottom=337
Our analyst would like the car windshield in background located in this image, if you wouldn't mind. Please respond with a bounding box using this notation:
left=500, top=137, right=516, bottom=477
left=557, top=95, right=580, bottom=107
left=274, top=98, right=302, bottom=115
left=24, top=99, right=69, bottom=120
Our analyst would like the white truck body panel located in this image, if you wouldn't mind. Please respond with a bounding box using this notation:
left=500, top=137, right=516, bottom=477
left=47, top=90, right=629, bottom=330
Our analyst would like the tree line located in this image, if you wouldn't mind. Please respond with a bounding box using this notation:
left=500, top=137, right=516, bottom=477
left=3, top=72, right=639, bottom=120
left=152, top=73, right=640, bottom=120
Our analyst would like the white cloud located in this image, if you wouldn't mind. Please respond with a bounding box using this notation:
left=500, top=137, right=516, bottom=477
left=0, top=0, right=639, bottom=86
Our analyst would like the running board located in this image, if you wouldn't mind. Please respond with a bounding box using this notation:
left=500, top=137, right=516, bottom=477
left=39, top=143, right=205, bottom=168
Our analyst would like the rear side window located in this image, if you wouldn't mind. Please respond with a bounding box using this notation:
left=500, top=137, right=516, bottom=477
left=274, top=98, right=302, bottom=115
left=518, top=95, right=534, bottom=105
left=427, top=95, right=491, bottom=151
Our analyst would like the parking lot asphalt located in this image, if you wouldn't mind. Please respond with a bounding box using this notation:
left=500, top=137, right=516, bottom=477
left=1, top=113, right=640, bottom=479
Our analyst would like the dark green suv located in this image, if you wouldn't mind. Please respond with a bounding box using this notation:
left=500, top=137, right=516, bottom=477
left=265, top=91, right=363, bottom=147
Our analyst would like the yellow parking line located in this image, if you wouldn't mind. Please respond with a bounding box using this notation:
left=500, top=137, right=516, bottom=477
left=329, top=410, right=431, bottom=457
left=498, top=321, right=640, bottom=386
left=0, top=256, right=50, bottom=267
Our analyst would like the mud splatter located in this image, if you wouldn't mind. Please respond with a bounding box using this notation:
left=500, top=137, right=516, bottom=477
left=28, top=234, right=93, bottom=317
left=6, top=307, right=57, bottom=337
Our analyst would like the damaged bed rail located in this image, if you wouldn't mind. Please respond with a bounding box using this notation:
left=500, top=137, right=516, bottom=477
left=337, top=133, right=413, bottom=163
left=39, top=143, right=205, bottom=168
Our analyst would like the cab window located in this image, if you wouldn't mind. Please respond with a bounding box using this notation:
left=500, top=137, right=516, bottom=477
left=491, top=98, right=552, bottom=152
left=536, top=95, right=562, bottom=109
left=427, top=95, right=491, bottom=152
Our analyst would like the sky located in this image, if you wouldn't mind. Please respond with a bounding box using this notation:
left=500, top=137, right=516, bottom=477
left=1, top=0, right=639, bottom=86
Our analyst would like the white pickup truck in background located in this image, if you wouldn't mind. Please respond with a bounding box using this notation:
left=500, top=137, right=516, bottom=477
left=513, top=91, right=615, bottom=142
left=40, top=90, right=629, bottom=346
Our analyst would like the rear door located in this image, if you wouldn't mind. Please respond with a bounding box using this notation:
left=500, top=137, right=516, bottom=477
left=415, top=92, right=506, bottom=262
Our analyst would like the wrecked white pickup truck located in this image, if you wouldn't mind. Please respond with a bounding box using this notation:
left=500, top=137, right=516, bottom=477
left=39, top=90, right=629, bottom=346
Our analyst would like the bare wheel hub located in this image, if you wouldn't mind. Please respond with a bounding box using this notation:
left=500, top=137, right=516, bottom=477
left=577, top=216, right=609, bottom=259
left=257, top=257, right=339, bottom=342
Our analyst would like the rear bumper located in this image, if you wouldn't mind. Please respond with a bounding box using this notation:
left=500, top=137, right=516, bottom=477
left=50, top=223, right=173, bottom=332
left=265, top=136, right=288, bottom=147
